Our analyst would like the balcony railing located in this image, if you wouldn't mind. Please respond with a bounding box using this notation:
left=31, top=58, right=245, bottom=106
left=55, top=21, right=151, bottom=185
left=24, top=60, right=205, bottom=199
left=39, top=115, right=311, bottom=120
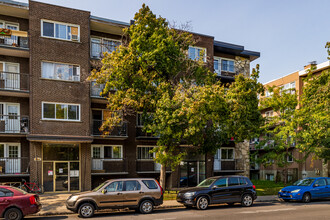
left=0, top=157, right=29, bottom=175
left=214, top=159, right=244, bottom=172
left=136, top=160, right=164, bottom=173
left=90, top=82, right=105, bottom=98
left=90, top=41, right=119, bottom=59
left=136, top=127, right=159, bottom=139
left=92, top=120, right=127, bottom=137
left=0, top=71, right=29, bottom=92
left=0, top=115, right=28, bottom=134
left=0, top=35, right=28, bottom=49
left=91, top=158, right=128, bottom=174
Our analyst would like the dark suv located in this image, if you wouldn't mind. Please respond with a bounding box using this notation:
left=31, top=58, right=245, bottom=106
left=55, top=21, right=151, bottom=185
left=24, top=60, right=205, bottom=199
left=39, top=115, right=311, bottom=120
left=177, top=175, right=257, bottom=210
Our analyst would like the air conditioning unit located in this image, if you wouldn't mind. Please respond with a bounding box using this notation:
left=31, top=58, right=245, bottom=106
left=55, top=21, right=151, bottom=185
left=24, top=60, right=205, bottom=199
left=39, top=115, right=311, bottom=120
left=72, top=34, right=79, bottom=41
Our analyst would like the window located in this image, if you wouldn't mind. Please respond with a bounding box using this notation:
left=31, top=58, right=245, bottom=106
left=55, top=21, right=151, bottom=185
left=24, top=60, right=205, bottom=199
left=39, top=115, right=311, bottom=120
left=42, top=61, right=80, bottom=82
left=221, top=148, right=234, bottom=160
left=287, top=152, right=293, bottom=162
left=221, top=59, right=235, bottom=72
left=41, top=20, right=79, bottom=41
left=91, top=37, right=121, bottom=59
left=137, top=146, right=154, bottom=160
left=214, top=57, right=221, bottom=74
left=0, top=143, right=20, bottom=159
left=0, top=144, right=4, bottom=157
left=0, top=189, right=14, bottom=197
left=214, top=149, right=219, bottom=160
left=265, top=110, right=273, bottom=118
left=314, top=179, right=326, bottom=187
left=124, top=181, right=141, bottom=191
left=91, top=145, right=123, bottom=160
left=228, top=177, right=240, bottom=186
left=265, top=90, right=273, bottom=98
left=106, top=181, right=123, bottom=192
left=281, top=81, right=296, bottom=94
left=42, top=102, right=80, bottom=121
left=142, top=180, right=158, bottom=189
left=214, top=178, right=227, bottom=187
left=239, top=177, right=248, bottom=185
left=266, top=174, right=274, bottom=181
left=136, top=112, right=153, bottom=127
left=188, top=46, right=206, bottom=62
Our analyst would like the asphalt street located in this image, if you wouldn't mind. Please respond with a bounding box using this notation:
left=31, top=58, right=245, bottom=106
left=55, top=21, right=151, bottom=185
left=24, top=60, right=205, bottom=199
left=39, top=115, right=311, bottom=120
left=26, top=200, right=330, bottom=220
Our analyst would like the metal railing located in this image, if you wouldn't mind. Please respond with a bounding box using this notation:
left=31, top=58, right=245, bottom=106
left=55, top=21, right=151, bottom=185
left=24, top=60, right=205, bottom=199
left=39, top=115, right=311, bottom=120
left=214, top=159, right=244, bottom=171
left=0, top=115, right=29, bottom=133
left=136, top=160, right=162, bottom=172
left=90, top=41, right=120, bottom=59
left=0, top=71, right=29, bottom=92
left=92, top=120, right=127, bottom=137
left=90, top=82, right=105, bottom=97
left=136, top=127, right=159, bottom=138
left=91, top=158, right=128, bottom=173
left=0, top=35, right=28, bottom=49
left=0, top=157, right=29, bottom=174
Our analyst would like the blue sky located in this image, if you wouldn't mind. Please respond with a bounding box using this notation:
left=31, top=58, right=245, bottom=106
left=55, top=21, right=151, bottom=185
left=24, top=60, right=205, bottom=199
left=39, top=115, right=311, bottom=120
left=17, top=0, right=330, bottom=83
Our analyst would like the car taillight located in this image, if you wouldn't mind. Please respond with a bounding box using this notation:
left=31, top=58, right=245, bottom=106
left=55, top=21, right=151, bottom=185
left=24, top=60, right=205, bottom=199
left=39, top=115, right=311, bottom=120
left=253, top=185, right=256, bottom=190
left=155, top=180, right=163, bottom=195
left=29, top=196, right=37, bottom=205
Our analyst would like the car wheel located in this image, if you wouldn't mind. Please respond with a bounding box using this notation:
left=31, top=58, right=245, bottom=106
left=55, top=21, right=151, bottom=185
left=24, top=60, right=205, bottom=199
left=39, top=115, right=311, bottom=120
left=78, top=203, right=95, bottom=218
left=4, top=208, right=22, bottom=220
left=196, top=196, right=209, bottom=210
left=139, top=200, right=154, bottom=214
left=241, top=194, right=253, bottom=207
left=302, top=193, right=311, bottom=203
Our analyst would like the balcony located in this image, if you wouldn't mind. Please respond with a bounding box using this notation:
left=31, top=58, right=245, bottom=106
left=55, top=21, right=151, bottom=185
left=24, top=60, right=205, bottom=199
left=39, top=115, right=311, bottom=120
left=214, top=159, right=244, bottom=172
left=92, top=120, right=127, bottom=138
left=0, top=157, right=29, bottom=176
left=0, top=31, right=29, bottom=58
left=90, top=82, right=105, bottom=98
left=90, top=40, right=120, bottom=60
left=136, top=160, right=171, bottom=174
left=0, top=72, right=29, bottom=95
left=136, top=127, right=159, bottom=140
left=0, top=115, right=29, bottom=134
left=91, top=158, right=128, bottom=175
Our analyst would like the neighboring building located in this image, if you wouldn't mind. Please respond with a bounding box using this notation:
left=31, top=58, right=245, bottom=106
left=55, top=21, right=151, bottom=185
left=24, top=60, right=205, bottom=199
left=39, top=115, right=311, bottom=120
left=251, top=61, right=330, bottom=181
left=0, top=0, right=259, bottom=192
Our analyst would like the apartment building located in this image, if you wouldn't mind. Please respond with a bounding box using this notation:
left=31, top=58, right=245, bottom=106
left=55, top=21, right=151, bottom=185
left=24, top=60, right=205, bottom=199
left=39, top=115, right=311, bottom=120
left=250, top=61, right=330, bottom=181
left=0, top=0, right=260, bottom=192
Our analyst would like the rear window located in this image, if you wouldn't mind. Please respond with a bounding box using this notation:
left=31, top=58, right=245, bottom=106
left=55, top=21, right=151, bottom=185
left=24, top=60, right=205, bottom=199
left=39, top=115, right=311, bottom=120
left=0, top=188, right=14, bottom=197
left=240, top=177, right=248, bottom=185
left=142, top=180, right=158, bottom=189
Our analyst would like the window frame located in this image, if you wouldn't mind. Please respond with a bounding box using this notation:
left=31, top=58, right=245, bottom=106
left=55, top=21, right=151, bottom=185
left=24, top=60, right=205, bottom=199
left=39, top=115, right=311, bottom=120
left=91, top=145, right=123, bottom=161
left=213, top=56, right=221, bottom=75
left=41, top=61, right=80, bottom=82
left=220, top=147, right=235, bottom=161
left=41, top=19, right=80, bottom=42
left=188, top=46, right=207, bottom=62
left=137, top=145, right=155, bottom=161
left=287, top=152, right=293, bottom=162
left=221, top=58, right=235, bottom=73
left=42, top=102, right=81, bottom=121
left=90, top=36, right=121, bottom=59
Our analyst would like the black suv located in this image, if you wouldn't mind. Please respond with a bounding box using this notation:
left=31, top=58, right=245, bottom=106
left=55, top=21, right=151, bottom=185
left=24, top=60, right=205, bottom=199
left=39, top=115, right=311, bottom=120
left=177, top=175, right=257, bottom=210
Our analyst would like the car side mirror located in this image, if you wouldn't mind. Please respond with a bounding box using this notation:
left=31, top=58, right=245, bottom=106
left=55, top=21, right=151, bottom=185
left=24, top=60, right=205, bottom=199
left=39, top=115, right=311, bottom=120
left=102, top=189, right=107, bottom=194
left=313, top=184, right=319, bottom=188
left=212, top=186, right=217, bottom=190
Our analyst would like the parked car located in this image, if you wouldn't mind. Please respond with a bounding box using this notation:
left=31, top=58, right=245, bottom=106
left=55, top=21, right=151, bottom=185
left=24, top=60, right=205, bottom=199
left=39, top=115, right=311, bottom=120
left=0, top=185, right=41, bottom=220
left=278, top=177, right=330, bottom=203
left=66, top=178, right=163, bottom=218
left=177, top=175, right=257, bottom=210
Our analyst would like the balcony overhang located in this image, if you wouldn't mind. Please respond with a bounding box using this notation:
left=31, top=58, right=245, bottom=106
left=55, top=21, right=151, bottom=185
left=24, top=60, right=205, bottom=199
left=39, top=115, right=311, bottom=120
left=92, top=135, right=128, bottom=140
left=0, top=90, right=29, bottom=97
left=90, top=15, right=129, bottom=35
left=0, top=0, right=29, bottom=19
left=214, top=40, right=260, bottom=61
left=0, top=46, right=29, bottom=58
left=27, top=134, right=93, bottom=143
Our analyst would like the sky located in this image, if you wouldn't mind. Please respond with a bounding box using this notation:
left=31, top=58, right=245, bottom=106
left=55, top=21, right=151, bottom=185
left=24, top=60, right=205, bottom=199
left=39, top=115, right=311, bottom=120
left=16, top=0, right=330, bottom=83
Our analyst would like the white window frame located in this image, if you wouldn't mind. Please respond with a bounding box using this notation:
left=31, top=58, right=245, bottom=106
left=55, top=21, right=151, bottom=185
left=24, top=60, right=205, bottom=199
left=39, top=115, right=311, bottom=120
left=0, top=143, right=21, bottom=159
left=214, top=56, right=221, bottom=75
left=265, top=90, right=273, bottom=98
left=90, top=36, right=121, bottom=59
left=41, top=19, right=80, bottom=42
left=221, top=58, right=235, bottom=73
left=137, top=145, right=155, bottom=161
left=220, top=147, right=235, bottom=161
left=188, top=46, right=207, bottom=62
left=41, top=102, right=80, bottom=121
left=0, top=20, right=19, bottom=30
left=41, top=61, right=80, bottom=82
left=91, top=145, right=123, bottom=161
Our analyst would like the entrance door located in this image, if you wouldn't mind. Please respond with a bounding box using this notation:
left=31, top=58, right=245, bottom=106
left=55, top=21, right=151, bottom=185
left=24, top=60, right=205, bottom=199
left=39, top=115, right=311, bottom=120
left=4, top=63, right=19, bottom=90
left=180, top=161, right=198, bottom=187
left=55, top=162, right=69, bottom=192
left=5, top=144, right=20, bottom=173
left=6, top=104, right=19, bottom=133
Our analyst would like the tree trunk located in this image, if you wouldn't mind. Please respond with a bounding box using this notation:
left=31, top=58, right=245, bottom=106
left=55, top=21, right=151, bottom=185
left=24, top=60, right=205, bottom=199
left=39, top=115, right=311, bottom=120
left=160, top=164, right=166, bottom=190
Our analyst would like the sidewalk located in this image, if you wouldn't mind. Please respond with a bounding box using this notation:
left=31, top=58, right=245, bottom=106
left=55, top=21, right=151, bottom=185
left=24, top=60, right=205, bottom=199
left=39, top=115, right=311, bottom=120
left=34, top=193, right=279, bottom=216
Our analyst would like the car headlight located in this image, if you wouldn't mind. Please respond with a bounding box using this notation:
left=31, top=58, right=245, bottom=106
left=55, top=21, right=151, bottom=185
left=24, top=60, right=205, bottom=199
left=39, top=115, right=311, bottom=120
left=184, top=192, right=196, bottom=198
left=68, top=195, right=79, bottom=201
left=291, top=189, right=300, bottom=193
left=279, top=189, right=282, bottom=193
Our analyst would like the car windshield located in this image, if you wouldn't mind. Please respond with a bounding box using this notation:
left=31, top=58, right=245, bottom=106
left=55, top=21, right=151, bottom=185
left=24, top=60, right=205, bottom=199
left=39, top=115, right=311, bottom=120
left=197, top=178, right=216, bottom=187
left=92, top=181, right=108, bottom=192
left=293, top=178, right=315, bottom=186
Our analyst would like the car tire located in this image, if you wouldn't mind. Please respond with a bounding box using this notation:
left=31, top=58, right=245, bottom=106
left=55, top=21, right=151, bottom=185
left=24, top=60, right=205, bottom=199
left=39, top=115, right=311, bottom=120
left=241, top=194, right=253, bottom=207
left=78, top=203, right=95, bottom=218
left=196, top=196, right=209, bottom=210
left=302, top=193, right=311, bottom=203
left=139, top=200, right=154, bottom=214
left=4, top=207, right=22, bottom=220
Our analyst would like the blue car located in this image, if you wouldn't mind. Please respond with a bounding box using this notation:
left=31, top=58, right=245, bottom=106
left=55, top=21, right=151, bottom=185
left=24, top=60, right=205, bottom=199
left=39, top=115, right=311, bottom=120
left=278, top=177, right=330, bottom=202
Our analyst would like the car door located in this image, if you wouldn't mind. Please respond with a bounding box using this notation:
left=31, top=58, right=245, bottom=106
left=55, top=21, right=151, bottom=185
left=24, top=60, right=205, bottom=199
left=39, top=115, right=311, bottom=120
left=122, top=180, right=142, bottom=207
left=98, top=181, right=124, bottom=208
left=227, top=177, right=243, bottom=202
left=209, top=178, right=230, bottom=204
left=325, top=178, right=330, bottom=198
left=0, top=188, right=13, bottom=215
left=310, top=178, right=327, bottom=198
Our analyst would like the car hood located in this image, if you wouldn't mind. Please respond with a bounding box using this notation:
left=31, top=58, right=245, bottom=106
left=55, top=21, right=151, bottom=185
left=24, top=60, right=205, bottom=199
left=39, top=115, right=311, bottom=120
left=69, top=191, right=95, bottom=197
left=281, top=186, right=307, bottom=192
left=179, top=187, right=209, bottom=194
